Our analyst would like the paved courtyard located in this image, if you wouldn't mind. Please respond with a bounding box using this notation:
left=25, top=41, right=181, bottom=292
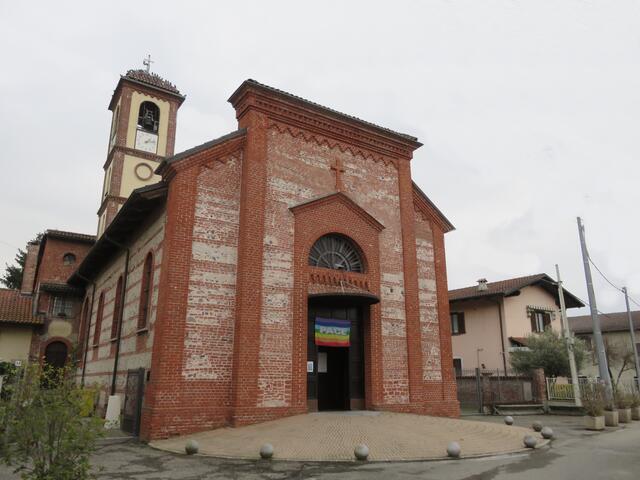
left=152, top=411, right=539, bottom=461
left=1, top=414, right=639, bottom=479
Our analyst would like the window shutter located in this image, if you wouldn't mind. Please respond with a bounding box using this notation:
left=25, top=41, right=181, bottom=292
left=543, top=313, right=551, bottom=329
left=459, top=313, right=466, bottom=334
left=530, top=313, right=537, bottom=332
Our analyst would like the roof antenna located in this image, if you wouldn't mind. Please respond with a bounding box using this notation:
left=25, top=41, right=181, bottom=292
left=143, top=54, right=154, bottom=73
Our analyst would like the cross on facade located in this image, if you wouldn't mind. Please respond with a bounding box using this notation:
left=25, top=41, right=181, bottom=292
left=143, top=54, right=154, bottom=73
left=330, top=158, right=345, bottom=191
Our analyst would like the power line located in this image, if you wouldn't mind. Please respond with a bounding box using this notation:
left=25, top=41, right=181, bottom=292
left=587, top=255, right=640, bottom=310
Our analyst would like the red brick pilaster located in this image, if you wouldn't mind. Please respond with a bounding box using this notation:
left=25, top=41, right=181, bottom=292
left=433, top=224, right=460, bottom=415
left=397, top=159, right=425, bottom=410
left=140, top=168, right=198, bottom=440
left=230, top=111, right=269, bottom=424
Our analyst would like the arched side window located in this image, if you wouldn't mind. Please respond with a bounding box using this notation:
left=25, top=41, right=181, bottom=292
left=138, top=253, right=154, bottom=330
left=78, top=298, right=90, bottom=358
left=137, top=101, right=160, bottom=134
left=308, top=234, right=364, bottom=273
left=93, top=292, right=105, bottom=346
left=63, top=253, right=76, bottom=265
left=110, top=105, right=120, bottom=141
left=111, top=276, right=124, bottom=340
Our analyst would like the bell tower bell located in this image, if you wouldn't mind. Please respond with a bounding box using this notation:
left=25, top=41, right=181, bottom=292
left=98, top=61, right=185, bottom=236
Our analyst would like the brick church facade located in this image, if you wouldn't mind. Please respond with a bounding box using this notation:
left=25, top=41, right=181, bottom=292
left=18, top=69, right=460, bottom=440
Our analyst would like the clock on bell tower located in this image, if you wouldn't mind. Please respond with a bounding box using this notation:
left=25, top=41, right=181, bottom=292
left=97, top=59, right=185, bottom=237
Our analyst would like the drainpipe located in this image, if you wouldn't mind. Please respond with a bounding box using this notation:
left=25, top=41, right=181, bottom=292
left=80, top=280, right=96, bottom=387
left=497, top=299, right=508, bottom=372
left=105, top=235, right=130, bottom=396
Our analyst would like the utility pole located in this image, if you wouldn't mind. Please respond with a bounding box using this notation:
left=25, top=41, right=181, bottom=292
left=577, top=217, right=613, bottom=403
left=556, top=264, right=581, bottom=406
left=623, top=287, right=640, bottom=391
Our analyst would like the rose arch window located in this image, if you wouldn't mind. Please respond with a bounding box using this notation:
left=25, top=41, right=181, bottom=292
left=308, top=234, right=363, bottom=273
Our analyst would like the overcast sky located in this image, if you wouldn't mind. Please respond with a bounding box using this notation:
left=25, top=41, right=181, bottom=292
left=1, top=1, right=638, bottom=315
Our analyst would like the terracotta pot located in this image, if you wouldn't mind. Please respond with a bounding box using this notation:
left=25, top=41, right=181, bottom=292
left=604, top=410, right=619, bottom=427
left=618, top=408, right=632, bottom=423
left=584, top=415, right=605, bottom=431
left=631, top=406, right=640, bottom=421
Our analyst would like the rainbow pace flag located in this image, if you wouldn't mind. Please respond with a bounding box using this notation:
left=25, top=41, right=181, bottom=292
left=315, top=318, right=351, bottom=347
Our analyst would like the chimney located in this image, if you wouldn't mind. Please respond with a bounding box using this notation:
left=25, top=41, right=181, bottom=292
left=20, top=242, right=40, bottom=295
left=477, top=278, right=488, bottom=291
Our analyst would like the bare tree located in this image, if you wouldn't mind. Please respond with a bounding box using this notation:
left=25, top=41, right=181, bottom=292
left=605, top=337, right=635, bottom=391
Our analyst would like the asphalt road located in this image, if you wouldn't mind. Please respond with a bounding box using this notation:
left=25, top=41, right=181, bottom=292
left=1, top=415, right=639, bottom=479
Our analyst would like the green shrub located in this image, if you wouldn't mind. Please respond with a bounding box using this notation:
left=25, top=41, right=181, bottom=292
left=1, top=365, right=104, bottom=480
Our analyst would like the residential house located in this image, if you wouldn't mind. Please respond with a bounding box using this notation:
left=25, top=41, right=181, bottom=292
left=569, top=311, right=640, bottom=387
left=449, top=274, right=584, bottom=373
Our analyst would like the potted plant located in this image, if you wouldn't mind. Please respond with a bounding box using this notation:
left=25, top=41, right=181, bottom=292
left=615, top=388, right=632, bottom=423
left=629, top=391, right=640, bottom=421
left=581, top=383, right=606, bottom=431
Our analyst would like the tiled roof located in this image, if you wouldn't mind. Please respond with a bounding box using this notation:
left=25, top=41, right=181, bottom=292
left=156, top=129, right=247, bottom=174
left=569, top=311, right=640, bottom=334
left=45, top=229, right=96, bottom=244
left=124, top=69, right=182, bottom=95
left=39, top=282, right=84, bottom=296
left=449, top=274, right=549, bottom=301
left=448, top=273, right=584, bottom=309
left=0, top=289, right=41, bottom=325
left=228, top=79, right=421, bottom=146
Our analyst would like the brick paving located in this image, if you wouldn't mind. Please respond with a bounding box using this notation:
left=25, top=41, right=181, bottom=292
left=151, top=411, right=545, bottom=461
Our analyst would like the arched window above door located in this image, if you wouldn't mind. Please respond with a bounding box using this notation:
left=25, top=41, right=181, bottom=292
left=308, top=234, right=364, bottom=273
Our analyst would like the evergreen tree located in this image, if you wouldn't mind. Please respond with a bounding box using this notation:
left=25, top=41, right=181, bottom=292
left=1, top=248, right=27, bottom=290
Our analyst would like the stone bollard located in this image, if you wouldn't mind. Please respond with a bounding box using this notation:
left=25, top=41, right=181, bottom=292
left=531, top=421, right=543, bottom=432
left=446, top=441, right=461, bottom=458
left=259, top=443, right=274, bottom=460
left=523, top=435, right=537, bottom=448
left=354, top=444, right=369, bottom=461
left=541, top=427, right=554, bottom=439
left=504, top=416, right=514, bottom=426
left=185, top=439, right=199, bottom=455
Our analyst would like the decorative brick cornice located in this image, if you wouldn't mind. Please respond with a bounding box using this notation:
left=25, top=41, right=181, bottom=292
left=97, top=195, right=127, bottom=216
left=412, top=186, right=455, bottom=233
left=229, top=83, right=419, bottom=160
left=269, top=122, right=398, bottom=169
left=104, top=145, right=164, bottom=170
left=160, top=135, right=245, bottom=182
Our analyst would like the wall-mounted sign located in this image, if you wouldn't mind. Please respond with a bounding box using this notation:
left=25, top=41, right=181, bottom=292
left=307, top=361, right=314, bottom=373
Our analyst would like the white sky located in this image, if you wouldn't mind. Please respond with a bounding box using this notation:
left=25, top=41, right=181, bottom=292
left=1, top=0, right=638, bottom=315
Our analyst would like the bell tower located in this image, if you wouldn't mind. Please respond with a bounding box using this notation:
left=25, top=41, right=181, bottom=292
left=98, top=59, right=185, bottom=236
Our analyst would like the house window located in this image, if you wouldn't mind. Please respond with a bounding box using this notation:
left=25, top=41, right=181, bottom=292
left=453, top=358, right=463, bottom=376
left=451, top=312, right=465, bottom=335
left=93, top=292, right=105, bottom=346
left=110, top=276, right=124, bottom=340
left=62, top=253, right=76, bottom=265
left=530, top=310, right=551, bottom=333
left=51, top=296, right=73, bottom=317
left=138, top=253, right=153, bottom=330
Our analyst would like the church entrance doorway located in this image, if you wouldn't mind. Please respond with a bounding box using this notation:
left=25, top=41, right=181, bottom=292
left=307, top=300, right=365, bottom=411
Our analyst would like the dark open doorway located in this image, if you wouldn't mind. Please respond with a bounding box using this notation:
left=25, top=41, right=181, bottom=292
left=307, top=300, right=365, bottom=411
left=44, top=341, right=68, bottom=370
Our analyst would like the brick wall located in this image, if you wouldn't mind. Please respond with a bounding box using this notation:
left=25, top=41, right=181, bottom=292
left=414, top=212, right=441, bottom=382
left=81, top=210, right=165, bottom=411
left=20, top=242, right=40, bottom=294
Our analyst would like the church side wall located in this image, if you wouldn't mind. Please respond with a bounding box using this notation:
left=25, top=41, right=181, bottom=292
left=257, top=125, right=411, bottom=408
left=414, top=212, right=441, bottom=382
left=179, top=153, right=242, bottom=422
left=82, top=209, right=165, bottom=413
